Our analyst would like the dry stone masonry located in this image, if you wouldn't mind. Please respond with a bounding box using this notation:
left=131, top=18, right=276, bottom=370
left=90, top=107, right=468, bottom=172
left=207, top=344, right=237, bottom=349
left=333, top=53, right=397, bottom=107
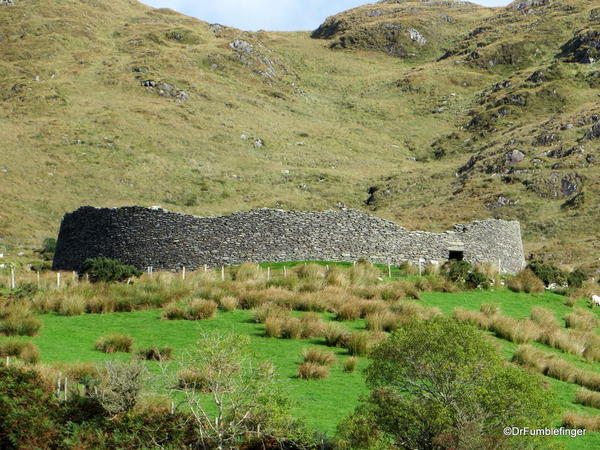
left=52, top=206, right=526, bottom=274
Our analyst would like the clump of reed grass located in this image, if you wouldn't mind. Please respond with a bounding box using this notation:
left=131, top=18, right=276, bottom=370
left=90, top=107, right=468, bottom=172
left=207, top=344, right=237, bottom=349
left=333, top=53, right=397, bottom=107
left=506, top=269, right=544, bottom=293
left=366, top=311, right=400, bottom=332
left=335, top=302, right=361, bottom=321
left=252, top=303, right=288, bottom=323
left=565, top=308, right=599, bottom=332
left=480, top=303, right=500, bottom=317
left=218, top=296, right=239, bottom=312
left=302, top=348, right=336, bottom=366
left=575, top=389, right=600, bottom=409
left=233, top=263, right=261, bottom=282
left=322, top=322, right=350, bottom=347
left=300, top=313, right=326, bottom=338
left=58, top=295, right=86, bottom=316
left=452, top=307, right=491, bottom=330
left=136, top=346, right=173, bottom=361
left=0, top=302, right=42, bottom=337
left=530, top=306, right=560, bottom=329
left=0, top=339, right=40, bottom=364
left=161, top=299, right=217, bottom=320
left=297, top=362, right=329, bottom=380
left=489, top=316, right=541, bottom=344
left=177, top=367, right=212, bottom=392
left=344, top=332, right=369, bottom=356
left=95, top=333, right=134, bottom=353
left=344, top=357, right=358, bottom=373
left=349, top=262, right=382, bottom=286
left=85, top=295, right=116, bottom=314
left=563, top=412, right=600, bottom=431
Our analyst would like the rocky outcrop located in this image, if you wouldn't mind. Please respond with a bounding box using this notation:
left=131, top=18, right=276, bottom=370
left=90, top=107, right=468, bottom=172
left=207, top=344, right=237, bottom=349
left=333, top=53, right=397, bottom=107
left=53, top=206, right=526, bottom=274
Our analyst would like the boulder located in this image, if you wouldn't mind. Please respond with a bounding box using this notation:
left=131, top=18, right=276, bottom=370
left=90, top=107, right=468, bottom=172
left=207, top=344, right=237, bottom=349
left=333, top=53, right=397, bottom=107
left=506, top=150, right=525, bottom=165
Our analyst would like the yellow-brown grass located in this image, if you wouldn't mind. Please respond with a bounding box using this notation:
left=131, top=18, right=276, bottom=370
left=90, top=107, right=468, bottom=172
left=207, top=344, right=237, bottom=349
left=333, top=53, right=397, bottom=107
left=302, top=347, right=336, bottom=366
left=489, top=316, right=542, bottom=344
left=507, top=269, right=545, bottom=294
left=576, top=389, right=600, bottom=409
left=0, top=339, right=40, bottom=364
left=530, top=306, right=560, bottom=329
left=565, top=308, right=599, bottom=332
left=343, top=357, right=358, bottom=373
left=563, top=412, right=600, bottom=431
left=452, top=307, right=491, bottom=330
left=366, top=311, right=400, bottom=332
left=297, top=362, right=329, bottom=380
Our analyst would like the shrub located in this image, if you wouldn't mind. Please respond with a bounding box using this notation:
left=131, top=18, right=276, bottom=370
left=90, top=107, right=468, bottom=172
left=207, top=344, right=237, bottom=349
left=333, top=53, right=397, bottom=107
left=323, top=323, right=350, bottom=347
left=81, top=257, right=142, bottom=283
left=563, top=412, right=600, bottom=431
left=90, top=360, right=147, bottom=416
left=530, top=307, right=560, bottom=329
left=95, top=334, right=134, bottom=353
left=575, top=388, right=600, bottom=409
left=136, top=346, right=173, bottom=361
left=0, top=340, right=40, bottom=364
left=345, top=332, right=369, bottom=356
left=302, top=348, right=335, bottom=366
left=218, top=296, right=238, bottom=312
left=565, top=308, right=599, bottom=332
left=568, top=270, right=587, bottom=289
left=186, top=299, right=217, bottom=320
left=527, top=261, right=566, bottom=286
left=441, top=260, right=472, bottom=283
left=507, top=269, right=545, bottom=293
left=297, top=362, right=329, bottom=380
left=466, top=271, right=490, bottom=290
left=58, top=295, right=86, bottom=316
left=344, top=357, right=358, bottom=373
left=480, top=303, right=500, bottom=317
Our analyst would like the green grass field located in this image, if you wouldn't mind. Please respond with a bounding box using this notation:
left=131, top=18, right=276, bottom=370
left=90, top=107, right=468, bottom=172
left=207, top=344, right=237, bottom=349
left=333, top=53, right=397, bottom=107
left=3, top=284, right=600, bottom=448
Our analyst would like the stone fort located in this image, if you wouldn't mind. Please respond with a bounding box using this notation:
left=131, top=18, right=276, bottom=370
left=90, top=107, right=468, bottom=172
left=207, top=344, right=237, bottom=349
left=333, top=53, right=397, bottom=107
left=52, top=206, right=526, bottom=274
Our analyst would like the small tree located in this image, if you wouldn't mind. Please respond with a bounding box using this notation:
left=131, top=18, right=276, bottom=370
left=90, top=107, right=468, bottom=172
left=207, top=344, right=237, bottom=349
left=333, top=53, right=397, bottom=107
left=90, top=360, right=148, bottom=416
left=171, top=331, right=314, bottom=449
left=441, top=260, right=473, bottom=283
left=80, top=257, right=142, bottom=283
left=337, top=318, right=558, bottom=449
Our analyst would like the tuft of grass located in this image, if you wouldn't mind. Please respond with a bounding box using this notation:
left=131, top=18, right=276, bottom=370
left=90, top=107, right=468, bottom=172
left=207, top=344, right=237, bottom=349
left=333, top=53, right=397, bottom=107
left=322, top=322, right=350, bottom=347
left=335, top=302, right=361, bottom=321
left=344, top=332, right=369, bottom=356
left=0, top=339, right=40, bottom=364
left=452, top=307, right=491, bottom=330
left=575, top=389, right=600, bottom=409
left=300, top=313, right=326, bottom=338
left=264, top=316, right=284, bottom=338
left=365, top=311, right=399, bottom=332
left=343, top=357, right=357, bottom=373
left=479, top=303, right=500, bottom=317
left=136, top=346, right=173, bottom=361
left=489, top=316, right=541, bottom=344
left=563, top=412, right=600, bottom=431
left=507, top=269, right=544, bottom=294
left=177, top=368, right=212, bottom=393
left=58, top=295, right=86, bottom=316
left=302, top=347, right=336, bottom=366
left=280, top=316, right=303, bottom=339
left=95, top=333, right=134, bottom=353
left=0, top=315, right=42, bottom=336
left=218, top=296, right=239, bottom=312
left=565, top=308, right=599, bottom=332
left=85, top=295, right=116, bottom=314
left=297, top=362, right=329, bottom=380
left=530, top=306, right=560, bottom=329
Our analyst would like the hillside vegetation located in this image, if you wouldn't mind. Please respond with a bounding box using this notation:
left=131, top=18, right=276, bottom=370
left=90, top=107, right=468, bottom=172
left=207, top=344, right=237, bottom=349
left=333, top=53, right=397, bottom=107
left=0, top=0, right=598, bottom=269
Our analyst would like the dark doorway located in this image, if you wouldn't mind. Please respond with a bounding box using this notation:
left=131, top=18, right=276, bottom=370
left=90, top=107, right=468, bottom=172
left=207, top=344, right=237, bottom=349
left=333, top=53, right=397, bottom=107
left=449, top=250, right=464, bottom=261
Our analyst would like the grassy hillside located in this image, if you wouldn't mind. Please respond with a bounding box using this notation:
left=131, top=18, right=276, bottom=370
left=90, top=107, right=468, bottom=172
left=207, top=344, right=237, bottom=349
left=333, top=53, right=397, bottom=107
left=0, top=0, right=598, bottom=270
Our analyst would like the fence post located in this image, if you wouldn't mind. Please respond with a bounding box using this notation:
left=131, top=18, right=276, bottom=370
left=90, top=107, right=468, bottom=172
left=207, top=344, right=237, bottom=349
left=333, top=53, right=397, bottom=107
left=221, top=266, right=225, bottom=281
left=36, top=271, right=40, bottom=289
left=72, top=271, right=78, bottom=283
left=64, top=377, right=68, bottom=402
left=182, top=266, right=186, bottom=280
left=56, top=272, right=61, bottom=289
left=10, top=266, right=16, bottom=290
left=267, top=267, right=271, bottom=280
left=283, top=266, right=287, bottom=278
left=204, top=264, right=208, bottom=272
left=388, top=262, right=392, bottom=278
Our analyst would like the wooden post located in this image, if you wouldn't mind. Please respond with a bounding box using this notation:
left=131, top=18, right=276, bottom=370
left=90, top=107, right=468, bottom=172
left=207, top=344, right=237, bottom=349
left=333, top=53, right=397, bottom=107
left=56, top=272, right=61, bottom=289
left=388, top=262, right=392, bottom=278
left=498, top=259, right=502, bottom=275
left=221, top=266, right=225, bottom=281
left=57, top=376, right=61, bottom=399
left=36, top=271, right=40, bottom=289
left=204, top=264, right=208, bottom=272
left=182, top=267, right=186, bottom=280
left=10, top=266, right=15, bottom=290
left=64, top=377, right=68, bottom=401
left=267, top=267, right=271, bottom=280
left=72, top=271, right=78, bottom=283
left=283, top=266, right=287, bottom=278
left=353, top=261, right=356, bottom=267
left=326, top=265, right=329, bottom=271
left=5, top=356, right=9, bottom=366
